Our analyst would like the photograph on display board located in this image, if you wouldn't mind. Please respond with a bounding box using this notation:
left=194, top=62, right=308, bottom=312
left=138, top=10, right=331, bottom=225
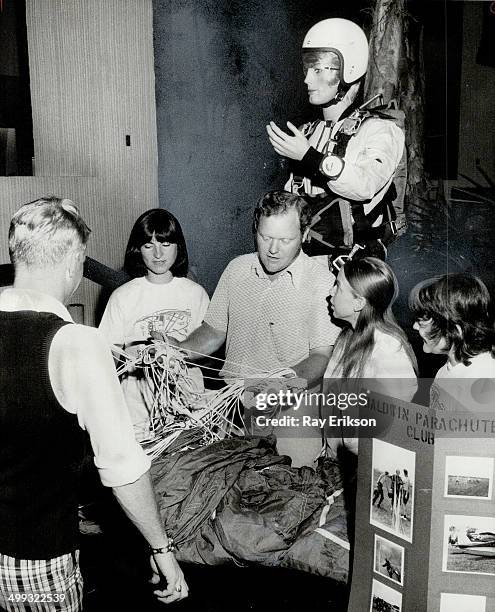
left=443, top=515, right=495, bottom=575
left=370, top=439, right=416, bottom=543
left=370, top=578, right=402, bottom=612
left=440, top=593, right=486, bottom=612
left=373, top=534, right=404, bottom=586
left=444, top=456, right=494, bottom=500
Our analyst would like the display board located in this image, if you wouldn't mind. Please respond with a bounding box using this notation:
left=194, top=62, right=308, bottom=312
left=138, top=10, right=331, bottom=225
left=346, top=393, right=495, bottom=612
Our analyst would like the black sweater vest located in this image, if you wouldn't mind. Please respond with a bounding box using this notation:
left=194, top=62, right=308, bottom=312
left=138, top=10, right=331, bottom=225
left=0, top=311, right=85, bottom=559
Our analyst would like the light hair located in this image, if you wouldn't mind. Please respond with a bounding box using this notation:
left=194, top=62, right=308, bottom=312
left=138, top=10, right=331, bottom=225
left=331, top=257, right=417, bottom=378
left=9, top=196, right=91, bottom=267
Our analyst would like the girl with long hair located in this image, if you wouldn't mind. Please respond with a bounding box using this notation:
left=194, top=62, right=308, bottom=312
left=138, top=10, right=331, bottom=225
left=409, top=273, right=495, bottom=411
left=325, top=257, right=417, bottom=397
left=99, top=208, right=209, bottom=439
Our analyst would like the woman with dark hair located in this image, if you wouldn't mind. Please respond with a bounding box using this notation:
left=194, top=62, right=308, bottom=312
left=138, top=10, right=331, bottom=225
left=123, top=208, right=189, bottom=279
left=323, top=257, right=417, bottom=454
left=99, top=209, right=209, bottom=439
left=409, top=273, right=495, bottom=411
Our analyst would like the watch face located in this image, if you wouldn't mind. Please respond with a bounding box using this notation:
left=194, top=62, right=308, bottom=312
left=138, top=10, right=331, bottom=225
left=322, top=155, right=343, bottom=178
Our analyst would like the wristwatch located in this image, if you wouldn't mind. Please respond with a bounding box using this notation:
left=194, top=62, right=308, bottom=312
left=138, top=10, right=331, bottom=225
left=319, top=154, right=345, bottom=180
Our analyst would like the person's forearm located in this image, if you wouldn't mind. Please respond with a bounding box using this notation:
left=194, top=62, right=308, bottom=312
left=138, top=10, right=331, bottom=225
left=113, top=471, right=189, bottom=602
left=112, top=471, right=168, bottom=547
left=293, top=349, right=332, bottom=389
left=177, top=322, right=226, bottom=361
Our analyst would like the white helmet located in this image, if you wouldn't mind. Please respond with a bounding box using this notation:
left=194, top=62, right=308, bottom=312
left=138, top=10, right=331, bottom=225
left=302, top=18, right=368, bottom=86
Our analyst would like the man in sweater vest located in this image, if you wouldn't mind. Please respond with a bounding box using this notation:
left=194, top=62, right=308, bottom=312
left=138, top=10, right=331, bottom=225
left=0, top=197, right=188, bottom=610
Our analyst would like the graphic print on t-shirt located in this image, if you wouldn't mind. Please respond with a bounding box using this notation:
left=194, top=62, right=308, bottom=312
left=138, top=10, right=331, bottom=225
left=134, top=309, right=192, bottom=341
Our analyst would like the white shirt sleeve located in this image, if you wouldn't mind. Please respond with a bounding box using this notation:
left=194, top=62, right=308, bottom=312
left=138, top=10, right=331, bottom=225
left=330, top=119, right=404, bottom=201
left=192, top=285, right=210, bottom=331
left=204, top=262, right=233, bottom=334
left=308, top=265, right=340, bottom=348
left=48, top=323, right=151, bottom=487
left=368, top=336, right=417, bottom=402
left=98, top=290, right=126, bottom=346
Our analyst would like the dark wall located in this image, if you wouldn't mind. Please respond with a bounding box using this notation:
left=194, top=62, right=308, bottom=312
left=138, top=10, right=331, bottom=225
left=421, top=0, right=463, bottom=179
left=152, top=0, right=367, bottom=292
left=457, top=1, right=495, bottom=179
left=0, top=0, right=33, bottom=175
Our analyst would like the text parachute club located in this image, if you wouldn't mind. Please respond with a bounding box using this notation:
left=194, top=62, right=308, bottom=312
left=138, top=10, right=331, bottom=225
left=368, top=396, right=495, bottom=444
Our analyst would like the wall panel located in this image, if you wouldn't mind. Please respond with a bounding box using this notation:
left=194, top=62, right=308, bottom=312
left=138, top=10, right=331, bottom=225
left=152, top=0, right=368, bottom=292
left=457, top=2, right=495, bottom=179
left=0, top=0, right=158, bottom=325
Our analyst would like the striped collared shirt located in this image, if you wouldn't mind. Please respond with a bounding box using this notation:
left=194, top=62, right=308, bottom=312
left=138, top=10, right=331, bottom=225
left=204, top=251, right=339, bottom=379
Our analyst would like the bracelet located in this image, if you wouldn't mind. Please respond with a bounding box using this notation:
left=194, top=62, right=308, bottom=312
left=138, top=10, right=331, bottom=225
left=150, top=538, right=175, bottom=555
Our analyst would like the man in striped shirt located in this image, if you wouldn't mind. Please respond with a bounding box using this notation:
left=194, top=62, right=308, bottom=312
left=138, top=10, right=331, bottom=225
left=179, top=191, right=339, bottom=384
left=177, top=191, right=340, bottom=465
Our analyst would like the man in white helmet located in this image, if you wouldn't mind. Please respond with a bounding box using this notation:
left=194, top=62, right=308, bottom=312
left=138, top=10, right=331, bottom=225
left=266, top=18, right=405, bottom=262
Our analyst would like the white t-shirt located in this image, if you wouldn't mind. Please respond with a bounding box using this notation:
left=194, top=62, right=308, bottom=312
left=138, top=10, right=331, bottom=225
left=324, top=328, right=417, bottom=401
left=99, top=275, right=210, bottom=346
left=99, top=275, right=210, bottom=439
left=323, top=329, right=417, bottom=455
left=430, top=352, right=495, bottom=412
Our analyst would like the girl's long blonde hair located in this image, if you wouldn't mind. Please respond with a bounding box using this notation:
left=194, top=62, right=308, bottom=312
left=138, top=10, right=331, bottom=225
left=331, top=257, right=417, bottom=378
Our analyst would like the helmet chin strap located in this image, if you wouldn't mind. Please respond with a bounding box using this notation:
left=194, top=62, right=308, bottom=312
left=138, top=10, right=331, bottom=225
left=322, top=81, right=361, bottom=121
left=321, top=96, right=341, bottom=109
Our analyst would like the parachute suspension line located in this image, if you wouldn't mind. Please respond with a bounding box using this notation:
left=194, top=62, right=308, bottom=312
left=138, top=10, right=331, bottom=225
left=111, top=339, right=295, bottom=460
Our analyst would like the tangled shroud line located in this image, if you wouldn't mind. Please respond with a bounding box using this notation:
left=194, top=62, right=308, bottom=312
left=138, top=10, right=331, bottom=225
left=112, top=339, right=297, bottom=460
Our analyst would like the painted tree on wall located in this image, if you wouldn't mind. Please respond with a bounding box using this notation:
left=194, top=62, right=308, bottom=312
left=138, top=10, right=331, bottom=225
left=363, top=0, right=483, bottom=268
left=364, top=0, right=428, bottom=244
